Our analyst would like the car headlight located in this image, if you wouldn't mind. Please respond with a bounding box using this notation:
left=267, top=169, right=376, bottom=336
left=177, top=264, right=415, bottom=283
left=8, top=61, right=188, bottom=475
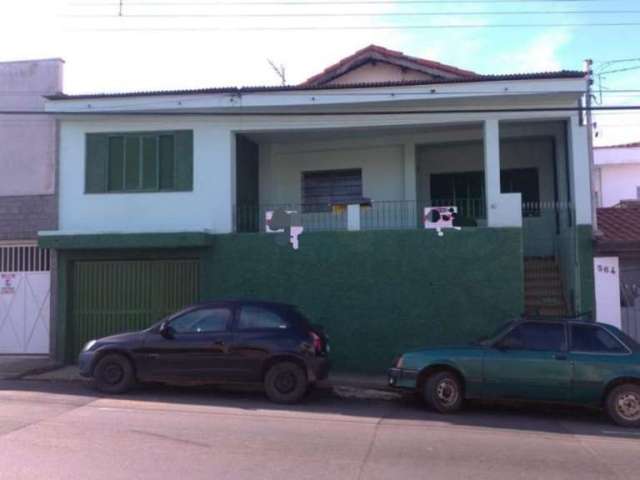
left=82, top=340, right=97, bottom=352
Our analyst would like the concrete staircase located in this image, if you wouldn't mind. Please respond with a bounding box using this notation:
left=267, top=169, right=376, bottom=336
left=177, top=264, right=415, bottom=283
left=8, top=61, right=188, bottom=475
left=524, top=257, right=568, bottom=317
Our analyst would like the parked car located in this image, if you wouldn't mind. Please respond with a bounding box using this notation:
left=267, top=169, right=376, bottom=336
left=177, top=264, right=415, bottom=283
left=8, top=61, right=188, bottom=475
left=388, top=317, right=640, bottom=427
left=79, top=300, right=330, bottom=404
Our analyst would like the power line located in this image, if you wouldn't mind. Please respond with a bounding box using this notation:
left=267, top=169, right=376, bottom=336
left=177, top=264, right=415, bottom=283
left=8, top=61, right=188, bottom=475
left=70, top=1, right=616, bottom=7
left=69, top=22, right=640, bottom=32
left=67, top=10, right=640, bottom=19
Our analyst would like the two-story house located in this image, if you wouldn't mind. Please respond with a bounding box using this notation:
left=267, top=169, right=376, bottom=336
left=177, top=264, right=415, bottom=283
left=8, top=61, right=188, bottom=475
left=0, top=58, right=63, bottom=355
left=40, top=46, right=594, bottom=371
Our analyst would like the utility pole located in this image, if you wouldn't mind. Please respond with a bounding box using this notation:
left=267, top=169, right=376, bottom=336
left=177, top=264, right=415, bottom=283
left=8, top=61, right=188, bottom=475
left=119, top=0, right=124, bottom=17
left=585, top=58, right=598, bottom=231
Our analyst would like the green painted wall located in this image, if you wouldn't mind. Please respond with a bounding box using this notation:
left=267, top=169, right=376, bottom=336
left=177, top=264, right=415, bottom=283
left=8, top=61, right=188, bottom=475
left=201, top=228, right=524, bottom=372
left=576, top=225, right=595, bottom=316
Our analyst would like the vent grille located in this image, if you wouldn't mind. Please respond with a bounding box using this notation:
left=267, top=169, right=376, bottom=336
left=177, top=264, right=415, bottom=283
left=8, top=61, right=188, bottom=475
left=0, top=245, right=51, bottom=272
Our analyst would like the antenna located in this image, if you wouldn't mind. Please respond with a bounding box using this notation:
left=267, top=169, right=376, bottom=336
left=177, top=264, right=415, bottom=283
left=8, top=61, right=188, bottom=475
left=268, top=59, right=286, bottom=86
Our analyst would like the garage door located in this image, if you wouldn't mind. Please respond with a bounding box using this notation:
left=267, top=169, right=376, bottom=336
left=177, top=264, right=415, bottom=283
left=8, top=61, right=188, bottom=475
left=69, top=259, right=199, bottom=359
left=0, top=245, right=51, bottom=354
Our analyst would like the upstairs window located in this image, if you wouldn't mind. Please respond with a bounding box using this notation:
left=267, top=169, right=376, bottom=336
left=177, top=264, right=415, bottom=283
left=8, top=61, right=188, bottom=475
left=85, top=130, right=193, bottom=193
left=302, top=168, right=363, bottom=213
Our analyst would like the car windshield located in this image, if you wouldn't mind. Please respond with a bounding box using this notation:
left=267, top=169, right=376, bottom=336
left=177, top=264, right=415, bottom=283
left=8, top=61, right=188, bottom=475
left=473, top=321, right=515, bottom=344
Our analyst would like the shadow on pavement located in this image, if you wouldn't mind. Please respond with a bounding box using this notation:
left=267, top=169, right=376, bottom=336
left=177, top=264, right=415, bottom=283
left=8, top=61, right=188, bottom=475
left=2, top=378, right=639, bottom=440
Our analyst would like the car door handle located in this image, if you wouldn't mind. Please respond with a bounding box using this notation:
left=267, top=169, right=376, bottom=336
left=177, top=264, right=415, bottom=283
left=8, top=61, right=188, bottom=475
left=553, top=353, right=567, bottom=361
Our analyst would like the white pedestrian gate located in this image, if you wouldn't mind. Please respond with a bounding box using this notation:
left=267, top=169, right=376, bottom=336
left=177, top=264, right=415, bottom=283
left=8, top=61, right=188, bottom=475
left=0, top=245, right=51, bottom=354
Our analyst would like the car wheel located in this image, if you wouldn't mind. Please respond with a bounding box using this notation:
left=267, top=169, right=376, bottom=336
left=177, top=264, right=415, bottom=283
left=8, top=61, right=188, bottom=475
left=606, top=383, right=640, bottom=428
left=264, top=362, right=308, bottom=404
left=93, top=353, right=135, bottom=394
left=423, top=370, right=463, bottom=413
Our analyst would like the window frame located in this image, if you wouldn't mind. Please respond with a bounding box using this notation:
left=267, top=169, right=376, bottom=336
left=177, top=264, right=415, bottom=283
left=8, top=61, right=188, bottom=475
left=85, top=130, right=191, bottom=194
left=168, top=306, right=233, bottom=335
left=569, top=323, right=632, bottom=355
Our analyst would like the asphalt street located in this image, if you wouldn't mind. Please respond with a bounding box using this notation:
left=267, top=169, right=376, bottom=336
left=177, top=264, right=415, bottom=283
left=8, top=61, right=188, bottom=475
left=1, top=380, right=639, bottom=480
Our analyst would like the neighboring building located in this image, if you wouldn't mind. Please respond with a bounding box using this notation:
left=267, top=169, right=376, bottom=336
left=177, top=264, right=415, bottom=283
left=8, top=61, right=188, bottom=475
left=40, top=45, right=594, bottom=371
left=594, top=201, right=640, bottom=341
left=0, top=58, right=64, bottom=355
left=594, top=142, right=640, bottom=208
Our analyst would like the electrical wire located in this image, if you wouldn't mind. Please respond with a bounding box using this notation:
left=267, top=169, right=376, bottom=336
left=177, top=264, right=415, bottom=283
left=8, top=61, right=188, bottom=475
left=68, top=22, right=640, bottom=31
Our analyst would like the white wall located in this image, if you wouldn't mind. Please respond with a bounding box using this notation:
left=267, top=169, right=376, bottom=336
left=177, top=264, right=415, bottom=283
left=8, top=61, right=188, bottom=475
left=595, top=163, right=640, bottom=208
left=260, top=144, right=405, bottom=205
left=0, top=59, right=63, bottom=196
left=57, top=119, right=235, bottom=234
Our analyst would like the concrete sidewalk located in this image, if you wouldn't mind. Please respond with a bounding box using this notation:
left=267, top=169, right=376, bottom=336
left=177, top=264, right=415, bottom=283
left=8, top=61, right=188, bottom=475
left=0, top=355, right=61, bottom=380
left=19, top=365, right=400, bottom=399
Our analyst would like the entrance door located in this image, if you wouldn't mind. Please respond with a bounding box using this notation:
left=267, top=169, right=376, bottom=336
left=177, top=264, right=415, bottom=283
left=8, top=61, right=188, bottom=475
left=483, top=321, right=572, bottom=401
left=0, top=245, right=51, bottom=354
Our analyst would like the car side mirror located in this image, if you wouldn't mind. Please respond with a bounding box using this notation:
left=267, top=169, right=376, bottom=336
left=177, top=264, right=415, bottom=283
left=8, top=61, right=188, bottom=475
left=159, top=322, right=175, bottom=340
left=494, top=336, right=521, bottom=351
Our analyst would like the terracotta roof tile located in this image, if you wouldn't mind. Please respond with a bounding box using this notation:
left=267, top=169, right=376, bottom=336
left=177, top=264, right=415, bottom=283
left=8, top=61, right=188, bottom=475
left=300, top=44, right=477, bottom=86
left=597, top=204, right=640, bottom=244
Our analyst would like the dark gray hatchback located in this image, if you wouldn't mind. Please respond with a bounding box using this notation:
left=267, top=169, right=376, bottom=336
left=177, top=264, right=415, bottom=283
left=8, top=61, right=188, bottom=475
left=78, top=300, right=330, bottom=404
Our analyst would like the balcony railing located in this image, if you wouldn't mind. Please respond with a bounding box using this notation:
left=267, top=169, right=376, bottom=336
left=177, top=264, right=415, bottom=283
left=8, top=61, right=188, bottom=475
left=235, top=199, right=486, bottom=233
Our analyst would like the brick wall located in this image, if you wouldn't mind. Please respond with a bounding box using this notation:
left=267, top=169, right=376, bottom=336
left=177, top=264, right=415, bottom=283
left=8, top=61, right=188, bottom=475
left=0, top=194, right=57, bottom=241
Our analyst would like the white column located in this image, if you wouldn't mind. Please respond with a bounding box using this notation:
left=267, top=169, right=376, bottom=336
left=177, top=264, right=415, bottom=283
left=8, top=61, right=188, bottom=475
left=568, top=115, right=593, bottom=226
left=483, top=120, right=502, bottom=227
left=347, top=204, right=361, bottom=231
left=483, top=119, right=522, bottom=227
left=403, top=142, right=417, bottom=202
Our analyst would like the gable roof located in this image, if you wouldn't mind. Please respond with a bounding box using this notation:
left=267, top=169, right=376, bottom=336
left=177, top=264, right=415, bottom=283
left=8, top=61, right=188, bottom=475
left=301, top=44, right=477, bottom=87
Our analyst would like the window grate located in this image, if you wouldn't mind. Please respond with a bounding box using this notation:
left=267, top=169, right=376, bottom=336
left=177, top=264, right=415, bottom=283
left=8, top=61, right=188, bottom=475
left=0, top=245, right=51, bottom=272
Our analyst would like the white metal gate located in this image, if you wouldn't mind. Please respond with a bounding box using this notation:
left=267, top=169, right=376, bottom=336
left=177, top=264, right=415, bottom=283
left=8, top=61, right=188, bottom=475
left=0, top=245, right=51, bottom=354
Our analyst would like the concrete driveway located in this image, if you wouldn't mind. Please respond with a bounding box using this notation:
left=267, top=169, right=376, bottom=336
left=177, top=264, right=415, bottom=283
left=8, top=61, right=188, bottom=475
left=0, top=380, right=639, bottom=480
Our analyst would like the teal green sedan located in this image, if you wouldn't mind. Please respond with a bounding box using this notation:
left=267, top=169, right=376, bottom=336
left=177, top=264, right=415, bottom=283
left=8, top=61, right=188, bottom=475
left=388, top=318, right=640, bottom=427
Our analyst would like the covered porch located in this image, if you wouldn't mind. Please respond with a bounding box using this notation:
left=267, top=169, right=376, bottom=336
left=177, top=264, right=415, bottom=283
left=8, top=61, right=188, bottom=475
left=234, top=119, right=583, bottom=256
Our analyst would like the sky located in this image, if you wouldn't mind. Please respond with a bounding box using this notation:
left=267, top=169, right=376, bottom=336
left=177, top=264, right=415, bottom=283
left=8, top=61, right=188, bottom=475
left=1, top=0, right=639, bottom=145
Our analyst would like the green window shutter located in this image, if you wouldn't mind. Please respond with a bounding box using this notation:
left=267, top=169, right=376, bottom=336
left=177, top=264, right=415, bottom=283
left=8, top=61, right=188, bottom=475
left=174, top=130, right=193, bottom=191
left=85, top=134, right=109, bottom=193
left=125, top=137, right=141, bottom=190
left=142, top=137, right=159, bottom=190
left=108, top=136, right=124, bottom=191
left=159, top=135, right=176, bottom=190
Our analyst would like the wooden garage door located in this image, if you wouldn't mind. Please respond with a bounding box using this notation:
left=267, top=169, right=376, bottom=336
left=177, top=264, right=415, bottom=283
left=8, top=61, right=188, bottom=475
left=69, top=259, right=199, bottom=359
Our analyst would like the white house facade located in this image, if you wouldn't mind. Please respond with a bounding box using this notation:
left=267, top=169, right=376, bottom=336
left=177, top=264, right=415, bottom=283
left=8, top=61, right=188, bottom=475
left=39, top=46, right=595, bottom=370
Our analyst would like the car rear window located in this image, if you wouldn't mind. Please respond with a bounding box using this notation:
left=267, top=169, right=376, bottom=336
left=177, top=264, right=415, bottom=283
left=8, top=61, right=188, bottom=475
left=237, top=306, right=290, bottom=331
left=571, top=324, right=629, bottom=353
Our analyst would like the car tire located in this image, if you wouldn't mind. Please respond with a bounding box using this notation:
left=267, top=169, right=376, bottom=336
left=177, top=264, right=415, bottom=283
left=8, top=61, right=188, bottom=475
left=264, top=362, right=308, bottom=404
left=423, top=370, right=463, bottom=414
left=93, top=353, right=135, bottom=394
left=605, top=383, right=640, bottom=428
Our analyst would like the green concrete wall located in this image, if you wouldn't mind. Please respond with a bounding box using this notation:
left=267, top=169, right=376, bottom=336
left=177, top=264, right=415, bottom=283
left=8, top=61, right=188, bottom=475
left=576, top=225, right=595, bottom=316
left=202, top=228, right=524, bottom=372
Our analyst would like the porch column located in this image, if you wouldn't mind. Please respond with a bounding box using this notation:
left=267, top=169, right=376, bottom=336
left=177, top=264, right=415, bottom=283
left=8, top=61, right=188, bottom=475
left=403, top=142, right=416, bottom=202
left=483, top=120, right=522, bottom=227
left=567, top=115, right=593, bottom=226
left=483, top=120, right=501, bottom=227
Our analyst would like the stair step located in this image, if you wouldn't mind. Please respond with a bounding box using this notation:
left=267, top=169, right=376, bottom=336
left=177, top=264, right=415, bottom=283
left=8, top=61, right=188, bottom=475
left=525, top=306, right=567, bottom=316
